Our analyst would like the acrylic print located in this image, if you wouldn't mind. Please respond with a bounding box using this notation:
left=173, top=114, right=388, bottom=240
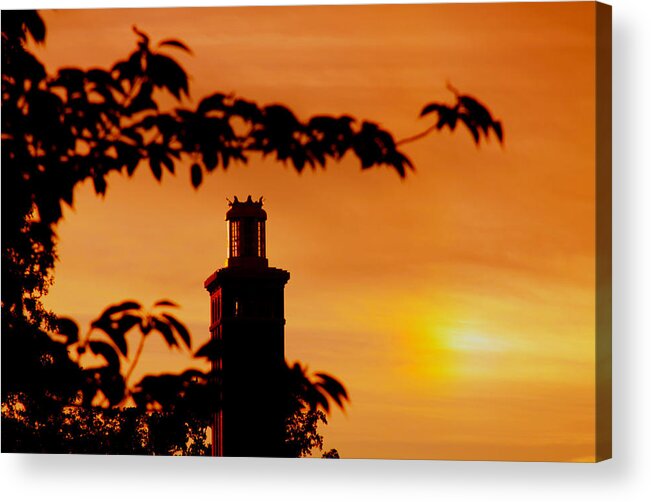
left=1, top=2, right=611, bottom=461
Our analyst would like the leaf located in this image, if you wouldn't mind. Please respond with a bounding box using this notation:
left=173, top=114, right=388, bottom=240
left=89, top=341, right=121, bottom=369
left=153, top=318, right=177, bottom=348
left=162, top=313, right=191, bottom=349
left=459, top=95, right=493, bottom=126
left=420, top=102, right=443, bottom=117
left=154, top=299, right=178, bottom=307
left=56, top=317, right=79, bottom=345
left=149, top=155, right=162, bottom=181
left=24, top=10, right=46, bottom=44
left=116, top=313, right=141, bottom=333
left=147, top=53, right=189, bottom=100
left=315, top=372, right=349, bottom=409
left=161, top=154, right=175, bottom=174
left=92, top=174, right=107, bottom=195
left=292, top=150, right=307, bottom=172
left=493, top=120, right=504, bottom=143
left=459, top=115, right=480, bottom=144
left=264, top=104, right=300, bottom=133
left=197, top=93, right=226, bottom=114
left=190, top=163, right=202, bottom=189
left=105, top=327, right=128, bottom=358
left=100, top=300, right=142, bottom=318
left=389, top=151, right=413, bottom=178
left=125, top=154, right=140, bottom=176
left=158, top=39, right=193, bottom=54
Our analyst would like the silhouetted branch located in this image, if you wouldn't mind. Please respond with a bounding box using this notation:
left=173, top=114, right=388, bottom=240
left=122, top=331, right=146, bottom=389
left=396, top=123, right=439, bottom=146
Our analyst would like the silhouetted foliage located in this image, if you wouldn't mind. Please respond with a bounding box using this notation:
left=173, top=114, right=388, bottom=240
left=2, top=394, right=209, bottom=455
left=282, top=365, right=349, bottom=457
left=420, top=88, right=503, bottom=144
left=1, top=10, right=501, bottom=455
left=285, top=405, right=333, bottom=458
left=3, top=298, right=347, bottom=455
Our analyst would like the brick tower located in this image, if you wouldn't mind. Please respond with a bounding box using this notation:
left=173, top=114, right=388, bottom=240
left=204, top=196, right=290, bottom=457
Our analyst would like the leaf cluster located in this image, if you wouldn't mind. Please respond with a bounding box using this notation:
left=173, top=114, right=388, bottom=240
left=55, top=300, right=193, bottom=407
left=419, top=88, right=503, bottom=145
left=2, top=396, right=209, bottom=455
left=4, top=295, right=350, bottom=455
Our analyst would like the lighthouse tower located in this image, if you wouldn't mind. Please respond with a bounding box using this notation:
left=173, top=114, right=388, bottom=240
left=204, top=196, right=290, bottom=457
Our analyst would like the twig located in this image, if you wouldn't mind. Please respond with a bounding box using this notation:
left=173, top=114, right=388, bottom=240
left=123, top=331, right=147, bottom=388
left=396, top=124, right=438, bottom=146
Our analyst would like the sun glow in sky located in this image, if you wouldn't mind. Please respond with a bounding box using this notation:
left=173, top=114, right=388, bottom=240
left=36, top=2, right=599, bottom=461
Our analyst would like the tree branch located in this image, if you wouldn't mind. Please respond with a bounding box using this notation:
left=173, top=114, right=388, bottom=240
left=396, top=123, right=439, bottom=146
left=123, top=331, right=147, bottom=388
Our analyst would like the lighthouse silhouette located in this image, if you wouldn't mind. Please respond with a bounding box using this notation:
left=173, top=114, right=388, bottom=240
left=204, top=196, right=290, bottom=457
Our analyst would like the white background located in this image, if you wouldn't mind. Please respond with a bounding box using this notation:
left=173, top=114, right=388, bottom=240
left=1, top=0, right=649, bottom=500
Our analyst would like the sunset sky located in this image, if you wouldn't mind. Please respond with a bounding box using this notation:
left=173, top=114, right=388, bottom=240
left=36, top=2, right=598, bottom=461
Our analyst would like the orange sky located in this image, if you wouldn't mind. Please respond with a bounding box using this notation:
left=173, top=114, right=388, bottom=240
left=36, top=2, right=598, bottom=461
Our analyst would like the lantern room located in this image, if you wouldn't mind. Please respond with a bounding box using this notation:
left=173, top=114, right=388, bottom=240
left=226, top=195, right=268, bottom=268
